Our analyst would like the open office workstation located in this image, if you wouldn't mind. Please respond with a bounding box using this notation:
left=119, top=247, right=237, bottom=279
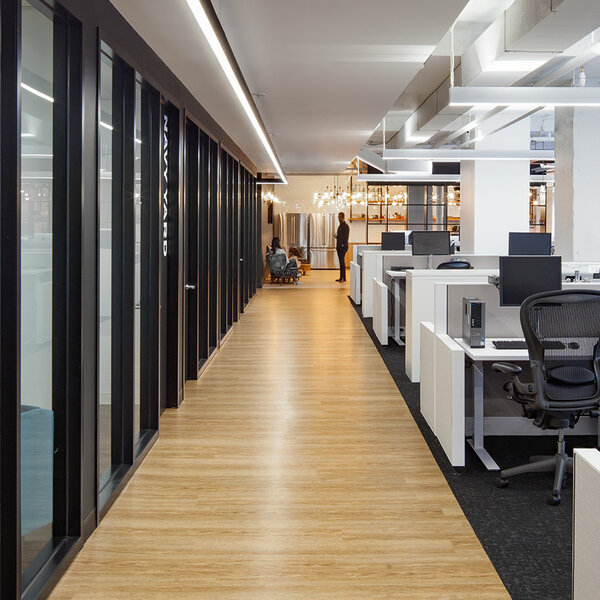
left=354, top=233, right=600, bottom=503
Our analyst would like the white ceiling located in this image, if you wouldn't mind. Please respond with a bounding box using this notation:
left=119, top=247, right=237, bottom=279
left=214, top=0, right=469, bottom=173
left=109, top=0, right=273, bottom=171
left=110, top=0, right=469, bottom=175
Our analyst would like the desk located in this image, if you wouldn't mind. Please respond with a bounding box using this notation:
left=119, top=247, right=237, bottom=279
left=454, top=337, right=528, bottom=471
left=385, top=270, right=407, bottom=346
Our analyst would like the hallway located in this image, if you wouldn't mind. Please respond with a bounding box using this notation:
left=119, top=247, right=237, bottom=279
left=50, top=278, right=509, bottom=599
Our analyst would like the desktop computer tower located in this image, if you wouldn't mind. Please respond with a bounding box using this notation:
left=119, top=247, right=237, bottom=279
left=463, top=298, right=485, bottom=348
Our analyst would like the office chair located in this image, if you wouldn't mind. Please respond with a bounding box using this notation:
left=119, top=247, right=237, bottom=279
left=492, top=289, right=600, bottom=505
left=436, top=260, right=471, bottom=269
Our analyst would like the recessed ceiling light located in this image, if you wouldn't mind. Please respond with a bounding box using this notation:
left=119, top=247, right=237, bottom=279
left=484, top=60, right=548, bottom=73
left=449, top=86, right=600, bottom=108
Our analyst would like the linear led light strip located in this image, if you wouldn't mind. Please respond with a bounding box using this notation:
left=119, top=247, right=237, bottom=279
left=184, top=0, right=287, bottom=184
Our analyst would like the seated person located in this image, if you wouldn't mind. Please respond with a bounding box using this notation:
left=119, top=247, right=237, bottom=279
left=271, top=237, right=301, bottom=272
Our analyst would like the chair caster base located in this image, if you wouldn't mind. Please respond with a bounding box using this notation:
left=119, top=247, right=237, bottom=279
left=547, top=493, right=561, bottom=506
left=496, top=477, right=509, bottom=489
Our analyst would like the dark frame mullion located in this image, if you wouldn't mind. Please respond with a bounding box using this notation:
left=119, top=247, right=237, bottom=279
left=140, top=80, right=161, bottom=432
left=198, top=131, right=210, bottom=362
left=232, top=160, right=239, bottom=321
left=120, top=64, right=136, bottom=465
left=51, top=4, right=70, bottom=543
left=219, top=148, right=227, bottom=337
left=185, top=120, right=199, bottom=379
left=110, top=57, right=135, bottom=470
left=0, top=1, right=23, bottom=596
left=209, top=139, right=219, bottom=352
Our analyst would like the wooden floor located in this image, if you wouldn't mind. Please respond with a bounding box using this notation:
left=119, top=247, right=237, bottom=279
left=50, top=271, right=509, bottom=599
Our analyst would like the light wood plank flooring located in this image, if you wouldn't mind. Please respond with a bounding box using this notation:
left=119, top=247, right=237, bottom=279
left=50, top=272, right=510, bottom=599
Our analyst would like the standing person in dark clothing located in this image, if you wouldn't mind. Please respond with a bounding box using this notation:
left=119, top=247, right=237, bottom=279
left=335, top=211, right=350, bottom=282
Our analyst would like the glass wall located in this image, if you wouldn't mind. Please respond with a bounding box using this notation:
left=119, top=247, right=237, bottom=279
left=98, top=46, right=158, bottom=503
left=1, top=1, right=263, bottom=593
left=98, top=49, right=114, bottom=489
left=20, top=0, right=55, bottom=576
left=350, top=183, right=460, bottom=243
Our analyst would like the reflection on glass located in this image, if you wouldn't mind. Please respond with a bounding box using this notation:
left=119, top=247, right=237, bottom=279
left=98, top=52, right=114, bottom=488
left=20, top=0, right=54, bottom=574
left=133, top=77, right=142, bottom=448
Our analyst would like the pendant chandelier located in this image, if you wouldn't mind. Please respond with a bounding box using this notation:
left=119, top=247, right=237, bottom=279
left=312, top=175, right=361, bottom=209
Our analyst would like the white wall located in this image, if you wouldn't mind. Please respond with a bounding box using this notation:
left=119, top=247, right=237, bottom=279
left=460, top=118, right=530, bottom=255
left=555, top=107, right=600, bottom=262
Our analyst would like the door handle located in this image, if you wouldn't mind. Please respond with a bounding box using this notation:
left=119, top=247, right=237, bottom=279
left=185, top=284, right=196, bottom=290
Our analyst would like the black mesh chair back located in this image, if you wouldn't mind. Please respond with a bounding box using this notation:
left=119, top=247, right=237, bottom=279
left=437, top=260, right=471, bottom=270
left=520, top=290, right=600, bottom=411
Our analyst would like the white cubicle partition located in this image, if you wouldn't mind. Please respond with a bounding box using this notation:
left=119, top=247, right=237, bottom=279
left=420, top=322, right=436, bottom=432
left=372, top=278, right=389, bottom=346
left=573, top=448, right=600, bottom=600
left=429, top=281, right=600, bottom=468
left=361, top=250, right=411, bottom=317
left=434, top=334, right=465, bottom=467
left=350, top=261, right=361, bottom=304
left=405, top=269, right=496, bottom=382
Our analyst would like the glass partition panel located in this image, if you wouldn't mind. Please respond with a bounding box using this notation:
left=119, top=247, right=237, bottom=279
left=98, top=50, right=114, bottom=488
left=20, top=0, right=54, bottom=574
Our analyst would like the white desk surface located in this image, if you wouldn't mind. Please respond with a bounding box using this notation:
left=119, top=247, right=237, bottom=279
left=385, top=270, right=408, bottom=278
left=453, top=337, right=529, bottom=362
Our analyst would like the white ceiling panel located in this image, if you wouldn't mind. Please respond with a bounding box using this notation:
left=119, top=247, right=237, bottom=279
left=215, top=0, right=469, bottom=172
left=110, top=0, right=469, bottom=174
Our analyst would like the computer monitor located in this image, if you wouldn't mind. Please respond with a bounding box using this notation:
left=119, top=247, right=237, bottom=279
left=381, top=231, right=405, bottom=251
left=508, top=232, right=552, bottom=256
left=499, top=256, right=562, bottom=307
left=411, top=231, right=451, bottom=256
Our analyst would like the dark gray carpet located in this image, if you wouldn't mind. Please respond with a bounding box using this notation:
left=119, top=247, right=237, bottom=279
left=352, top=303, right=598, bottom=600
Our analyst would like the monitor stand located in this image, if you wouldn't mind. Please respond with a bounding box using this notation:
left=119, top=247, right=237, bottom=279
left=427, top=254, right=434, bottom=270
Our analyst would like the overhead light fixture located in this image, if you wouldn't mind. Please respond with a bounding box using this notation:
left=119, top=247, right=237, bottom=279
left=449, top=86, right=600, bottom=108
left=21, top=82, right=54, bottom=103
left=184, top=0, right=287, bottom=184
left=406, top=133, right=433, bottom=144
left=384, top=148, right=554, bottom=161
left=99, top=121, right=113, bottom=132
left=21, top=133, right=35, bottom=138
left=357, top=173, right=460, bottom=184
left=484, top=60, right=548, bottom=73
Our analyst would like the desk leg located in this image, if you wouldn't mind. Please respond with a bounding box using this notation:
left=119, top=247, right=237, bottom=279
left=467, top=360, right=500, bottom=471
left=393, top=280, right=404, bottom=346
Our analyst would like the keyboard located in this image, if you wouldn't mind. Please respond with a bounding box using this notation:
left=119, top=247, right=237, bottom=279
left=492, top=340, right=566, bottom=350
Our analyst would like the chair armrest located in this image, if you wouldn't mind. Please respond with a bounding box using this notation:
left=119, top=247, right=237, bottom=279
left=492, top=362, right=523, bottom=376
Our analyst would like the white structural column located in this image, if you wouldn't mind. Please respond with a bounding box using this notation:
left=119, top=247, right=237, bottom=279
left=554, top=108, right=600, bottom=261
left=460, top=118, right=530, bottom=255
